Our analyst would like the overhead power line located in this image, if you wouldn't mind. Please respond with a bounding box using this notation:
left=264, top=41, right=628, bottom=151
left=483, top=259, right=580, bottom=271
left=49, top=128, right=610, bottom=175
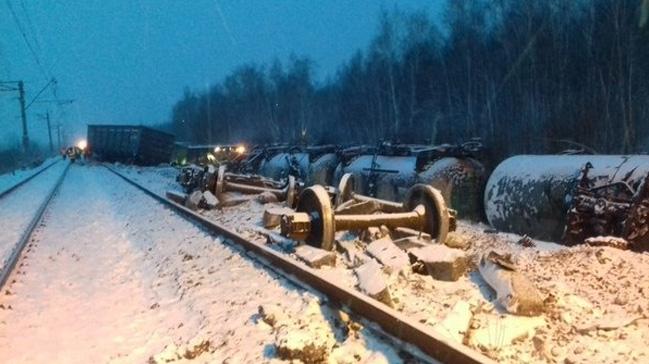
left=5, top=0, right=48, bottom=81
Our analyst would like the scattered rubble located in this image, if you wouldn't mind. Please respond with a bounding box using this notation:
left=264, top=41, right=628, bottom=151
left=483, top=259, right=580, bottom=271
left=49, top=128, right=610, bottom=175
left=478, top=251, right=544, bottom=316
left=365, top=237, right=410, bottom=273
left=202, top=190, right=219, bottom=209
left=444, top=231, right=470, bottom=249
left=294, top=245, right=337, bottom=268
left=354, top=260, right=393, bottom=307
left=184, top=190, right=204, bottom=210
left=408, top=244, right=468, bottom=281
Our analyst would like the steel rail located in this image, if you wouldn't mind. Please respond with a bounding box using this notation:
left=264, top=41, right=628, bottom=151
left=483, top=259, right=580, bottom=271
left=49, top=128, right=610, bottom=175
left=0, top=159, right=61, bottom=200
left=0, top=162, right=70, bottom=290
left=104, top=165, right=494, bottom=364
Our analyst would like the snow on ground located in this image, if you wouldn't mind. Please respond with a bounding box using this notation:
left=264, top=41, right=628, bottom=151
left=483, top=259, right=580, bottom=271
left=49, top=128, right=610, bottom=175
left=115, top=164, right=649, bottom=364
left=0, top=165, right=405, bottom=363
left=0, top=161, right=69, bottom=271
left=0, top=157, right=60, bottom=196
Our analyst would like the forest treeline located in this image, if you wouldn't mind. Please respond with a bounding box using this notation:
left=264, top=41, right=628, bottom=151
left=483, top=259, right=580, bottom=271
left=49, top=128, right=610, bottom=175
left=168, top=0, right=649, bottom=161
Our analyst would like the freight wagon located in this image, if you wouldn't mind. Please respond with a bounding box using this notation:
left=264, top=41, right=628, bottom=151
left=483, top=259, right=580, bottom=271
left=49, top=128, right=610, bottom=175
left=87, top=125, right=175, bottom=165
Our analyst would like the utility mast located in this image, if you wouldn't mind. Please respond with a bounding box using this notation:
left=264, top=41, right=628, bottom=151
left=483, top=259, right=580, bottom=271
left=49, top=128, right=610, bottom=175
left=18, top=81, right=29, bottom=151
left=0, top=80, right=30, bottom=152
left=38, top=111, right=54, bottom=152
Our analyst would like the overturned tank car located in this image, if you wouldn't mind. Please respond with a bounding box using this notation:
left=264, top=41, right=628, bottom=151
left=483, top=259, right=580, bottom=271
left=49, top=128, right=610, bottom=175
left=485, top=155, right=649, bottom=250
left=334, top=140, right=486, bottom=221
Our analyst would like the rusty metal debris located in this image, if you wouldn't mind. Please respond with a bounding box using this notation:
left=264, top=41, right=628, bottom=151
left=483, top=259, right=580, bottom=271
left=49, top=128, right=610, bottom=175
left=215, top=165, right=299, bottom=207
left=281, top=183, right=455, bottom=251
left=565, top=162, right=649, bottom=250
left=485, top=155, right=649, bottom=250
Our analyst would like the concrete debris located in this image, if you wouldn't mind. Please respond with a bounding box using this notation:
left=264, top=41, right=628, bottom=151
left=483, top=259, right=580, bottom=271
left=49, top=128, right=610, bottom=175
left=391, top=236, right=428, bottom=251
left=585, top=236, right=629, bottom=250
left=184, top=190, right=204, bottom=210
left=354, top=260, right=393, bottom=307
left=335, top=240, right=366, bottom=268
left=478, top=251, right=544, bottom=316
left=263, top=206, right=295, bottom=228
left=294, top=245, right=337, bottom=268
left=444, top=231, right=470, bottom=249
left=408, top=244, right=468, bottom=281
left=390, top=227, right=432, bottom=242
left=202, top=190, right=219, bottom=209
left=360, top=226, right=389, bottom=242
left=366, top=237, right=410, bottom=273
left=431, top=301, right=473, bottom=344
left=256, top=191, right=279, bottom=204
left=165, top=190, right=187, bottom=205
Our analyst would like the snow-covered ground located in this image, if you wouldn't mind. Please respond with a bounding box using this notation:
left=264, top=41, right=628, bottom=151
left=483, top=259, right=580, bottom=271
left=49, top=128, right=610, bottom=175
left=0, top=165, right=405, bottom=363
left=0, top=161, right=69, bottom=271
left=0, top=157, right=60, bottom=196
left=115, top=164, right=649, bottom=364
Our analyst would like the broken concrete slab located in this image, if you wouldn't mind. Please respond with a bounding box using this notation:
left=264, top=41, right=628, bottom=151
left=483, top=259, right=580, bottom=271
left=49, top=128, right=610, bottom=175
left=335, top=240, right=366, bottom=268
left=257, top=191, right=279, bottom=204
left=263, top=206, right=295, bottom=228
left=354, top=260, right=393, bottom=307
left=366, top=237, right=410, bottom=273
left=294, top=245, right=337, bottom=268
left=445, top=232, right=470, bottom=249
left=408, top=244, right=468, bottom=281
left=478, top=250, right=544, bottom=316
left=185, top=190, right=204, bottom=210
left=166, top=190, right=187, bottom=205
left=202, top=190, right=219, bottom=209
left=391, top=236, right=429, bottom=251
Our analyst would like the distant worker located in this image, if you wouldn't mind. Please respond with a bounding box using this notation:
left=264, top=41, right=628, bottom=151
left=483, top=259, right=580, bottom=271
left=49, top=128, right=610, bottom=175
left=66, top=146, right=80, bottom=163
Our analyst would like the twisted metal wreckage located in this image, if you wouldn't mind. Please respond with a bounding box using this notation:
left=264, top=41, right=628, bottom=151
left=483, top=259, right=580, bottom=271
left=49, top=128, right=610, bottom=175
left=177, top=140, right=649, bottom=251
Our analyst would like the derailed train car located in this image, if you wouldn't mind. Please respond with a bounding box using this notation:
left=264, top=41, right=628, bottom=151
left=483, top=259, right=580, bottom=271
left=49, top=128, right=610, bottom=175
left=335, top=141, right=487, bottom=221
left=485, top=155, right=649, bottom=249
left=88, top=124, right=175, bottom=165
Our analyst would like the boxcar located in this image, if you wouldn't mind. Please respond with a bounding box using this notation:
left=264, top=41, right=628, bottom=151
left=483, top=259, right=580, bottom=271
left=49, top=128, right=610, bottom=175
left=87, top=125, right=175, bottom=165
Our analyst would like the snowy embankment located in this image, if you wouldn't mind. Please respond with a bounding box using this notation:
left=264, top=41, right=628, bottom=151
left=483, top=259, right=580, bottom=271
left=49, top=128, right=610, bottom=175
left=115, top=164, right=649, bottom=364
left=0, top=165, right=403, bottom=363
left=0, top=161, right=68, bottom=271
left=0, top=157, right=60, bottom=196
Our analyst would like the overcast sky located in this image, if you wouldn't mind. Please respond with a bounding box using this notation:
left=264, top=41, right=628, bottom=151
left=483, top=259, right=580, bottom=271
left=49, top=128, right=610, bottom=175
left=0, top=0, right=444, bottom=148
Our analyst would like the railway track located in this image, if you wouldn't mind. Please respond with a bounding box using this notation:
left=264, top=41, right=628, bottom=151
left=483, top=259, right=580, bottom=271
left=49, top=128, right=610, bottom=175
left=0, top=162, right=70, bottom=290
left=0, top=160, right=60, bottom=199
left=105, top=165, right=494, bottom=364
